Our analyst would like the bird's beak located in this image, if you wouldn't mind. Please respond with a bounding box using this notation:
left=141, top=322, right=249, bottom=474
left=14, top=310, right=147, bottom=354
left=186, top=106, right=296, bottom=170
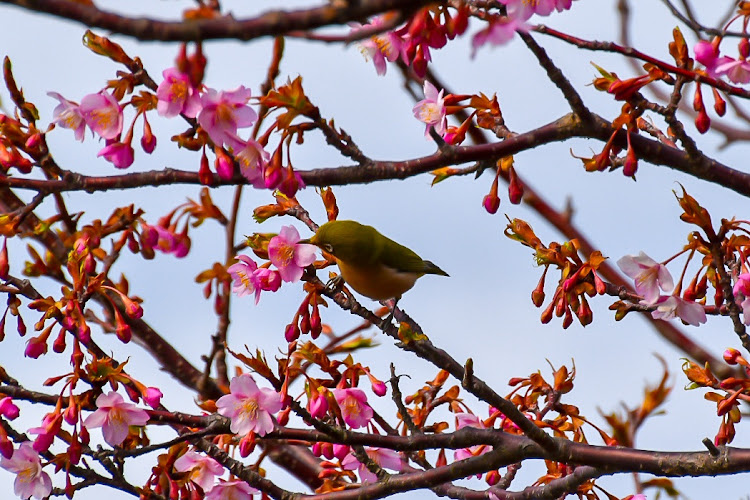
left=299, top=237, right=315, bottom=246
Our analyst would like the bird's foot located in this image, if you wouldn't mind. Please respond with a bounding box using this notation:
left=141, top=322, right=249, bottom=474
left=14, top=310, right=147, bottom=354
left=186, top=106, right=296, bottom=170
left=380, top=298, right=399, bottom=329
left=324, top=275, right=344, bottom=295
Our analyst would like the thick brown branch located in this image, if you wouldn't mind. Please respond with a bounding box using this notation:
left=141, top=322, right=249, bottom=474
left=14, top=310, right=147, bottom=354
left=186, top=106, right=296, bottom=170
left=0, top=0, right=433, bottom=42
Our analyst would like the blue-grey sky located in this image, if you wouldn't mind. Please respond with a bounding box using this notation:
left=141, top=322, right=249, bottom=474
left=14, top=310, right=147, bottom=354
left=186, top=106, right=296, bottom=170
left=1, top=1, right=749, bottom=499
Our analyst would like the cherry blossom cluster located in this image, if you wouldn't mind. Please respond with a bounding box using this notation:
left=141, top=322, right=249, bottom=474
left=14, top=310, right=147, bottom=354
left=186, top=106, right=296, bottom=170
left=355, top=2, right=579, bottom=77
left=46, top=48, right=311, bottom=197
left=617, top=252, right=706, bottom=326
left=228, top=225, right=316, bottom=305
left=0, top=382, right=162, bottom=500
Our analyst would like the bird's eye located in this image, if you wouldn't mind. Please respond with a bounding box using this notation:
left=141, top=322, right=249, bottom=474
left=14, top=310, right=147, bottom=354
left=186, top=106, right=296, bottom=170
left=322, top=243, right=334, bottom=253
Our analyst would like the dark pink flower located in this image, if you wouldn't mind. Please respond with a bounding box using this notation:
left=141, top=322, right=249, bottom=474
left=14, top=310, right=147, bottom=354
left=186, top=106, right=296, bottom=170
left=694, top=40, right=719, bottom=70
left=98, top=141, right=134, bottom=169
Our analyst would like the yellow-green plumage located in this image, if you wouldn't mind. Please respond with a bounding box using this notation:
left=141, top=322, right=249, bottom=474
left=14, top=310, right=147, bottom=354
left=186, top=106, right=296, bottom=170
left=309, top=220, right=448, bottom=301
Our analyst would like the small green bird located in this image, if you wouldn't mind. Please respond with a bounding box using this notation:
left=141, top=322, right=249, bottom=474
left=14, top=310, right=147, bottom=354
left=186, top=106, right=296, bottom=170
left=308, top=220, right=449, bottom=301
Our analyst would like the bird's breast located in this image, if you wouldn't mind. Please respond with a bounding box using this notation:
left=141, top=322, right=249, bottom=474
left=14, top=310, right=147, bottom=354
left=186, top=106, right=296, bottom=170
left=336, top=259, right=419, bottom=301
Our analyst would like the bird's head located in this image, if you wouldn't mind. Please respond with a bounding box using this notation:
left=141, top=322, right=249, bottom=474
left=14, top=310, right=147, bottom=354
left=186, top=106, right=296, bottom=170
left=308, top=220, right=376, bottom=265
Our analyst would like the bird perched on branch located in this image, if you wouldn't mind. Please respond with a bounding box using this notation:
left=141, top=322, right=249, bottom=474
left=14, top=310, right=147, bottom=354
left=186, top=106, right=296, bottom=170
left=307, top=220, right=448, bottom=306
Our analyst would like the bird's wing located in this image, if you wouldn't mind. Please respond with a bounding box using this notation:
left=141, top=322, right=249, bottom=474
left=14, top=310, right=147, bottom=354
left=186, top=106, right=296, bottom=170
left=380, top=238, right=433, bottom=274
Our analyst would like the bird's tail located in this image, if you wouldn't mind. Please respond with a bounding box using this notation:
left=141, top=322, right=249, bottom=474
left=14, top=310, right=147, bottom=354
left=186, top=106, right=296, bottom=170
left=423, top=261, right=449, bottom=277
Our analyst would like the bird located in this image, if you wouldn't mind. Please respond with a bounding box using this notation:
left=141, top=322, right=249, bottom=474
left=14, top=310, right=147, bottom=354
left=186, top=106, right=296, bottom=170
left=307, top=220, right=449, bottom=303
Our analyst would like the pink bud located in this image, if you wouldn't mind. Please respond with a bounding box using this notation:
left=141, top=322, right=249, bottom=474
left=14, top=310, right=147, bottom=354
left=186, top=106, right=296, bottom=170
left=724, top=348, right=741, bottom=365
left=0, top=397, right=20, bottom=420
left=141, top=118, right=156, bottom=154
left=143, top=387, right=163, bottom=408
left=333, top=443, right=350, bottom=460
left=694, top=40, right=718, bottom=67
left=740, top=38, right=750, bottom=59
left=214, top=149, right=234, bottom=180
left=0, top=436, right=12, bottom=459
left=285, top=323, right=300, bottom=342
left=695, top=109, right=710, bottom=134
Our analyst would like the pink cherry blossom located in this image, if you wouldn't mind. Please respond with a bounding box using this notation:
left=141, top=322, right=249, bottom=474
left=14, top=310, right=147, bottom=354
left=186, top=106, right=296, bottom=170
left=714, top=56, right=750, bottom=84
left=98, top=140, right=134, bottom=169
left=216, top=373, right=283, bottom=437
left=268, top=226, right=317, bottom=283
left=174, top=450, right=224, bottom=492
left=235, top=137, right=270, bottom=188
left=472, top=16, right=527, bottom=56
left=412, top=81, right=447, bottom=137
left=0, top=397, right=19, bottom=420
left=227, top=255, right=282, bottom=304
left=0, top=442, right=52, bottom=500
left=140, top=223, right=191, bottom=258
left=499, top=0, right=576, bottom=19
left=156, top=68, right=202, bottom=118
left=48, top=92, right=86, bottom=141
left=198, top=87, right=257, bottom=148
left=341, top=447, right=403, bottom=483
left=205, top=479, right=258, bottom=500
left=617, top=252, right=674, bottom=305
left=332, top=388, right=373, bottom=429
left=27, top=413, right=62, bottom=453
left=498, top=0, right=536, bottom=20
left=694, top=40, right=719, bottom=71
left=79, top=91, right=123, bottom=140
left=353, top=18, right=403, bottom=76
left=737, top=296, right=750, bottom=325
left=733, top=272, right=750, bottom=324
left=454, top=413, right=490, bottom=466
left=733, top=272, right=750, bottom=297
left=650, top=296, right=707, bottom=326
left=82, top=391, right=149, bottom=446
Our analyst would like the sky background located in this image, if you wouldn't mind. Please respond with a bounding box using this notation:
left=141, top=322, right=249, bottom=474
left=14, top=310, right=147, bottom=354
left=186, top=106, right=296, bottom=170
left=1, top=1, right=749, bottom=499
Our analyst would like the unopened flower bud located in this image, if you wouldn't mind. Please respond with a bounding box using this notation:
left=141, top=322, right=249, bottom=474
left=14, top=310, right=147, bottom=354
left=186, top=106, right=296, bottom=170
left=285, top=322, right=300, bottom=342
left=199, top=150, right=212, bottom=185
left=214, top=148, right=234, bottom=180
left=695, top=109, right=710, bottom=134
left=140, top=118, right=156, bottom=154
left=52, top=328, right=66, bottom=353
left=724, top=348, right=742, bottom=365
